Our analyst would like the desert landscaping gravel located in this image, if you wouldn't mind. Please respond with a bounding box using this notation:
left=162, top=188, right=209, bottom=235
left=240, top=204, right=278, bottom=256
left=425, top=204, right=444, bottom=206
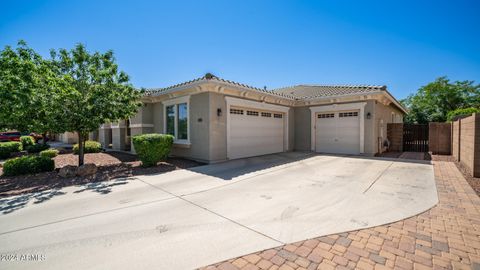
left=0, top=151, right=202, bottom=197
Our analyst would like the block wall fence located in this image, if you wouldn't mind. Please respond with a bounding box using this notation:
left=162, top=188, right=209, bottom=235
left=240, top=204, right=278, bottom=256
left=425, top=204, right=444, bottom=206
left=452, top=113, right=480, bottom=177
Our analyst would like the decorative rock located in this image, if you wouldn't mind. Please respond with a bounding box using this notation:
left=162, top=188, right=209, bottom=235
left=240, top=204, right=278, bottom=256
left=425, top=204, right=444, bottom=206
left=76, top=163, right=97, bottom=176
left=58, top=165, right=77, bottom=178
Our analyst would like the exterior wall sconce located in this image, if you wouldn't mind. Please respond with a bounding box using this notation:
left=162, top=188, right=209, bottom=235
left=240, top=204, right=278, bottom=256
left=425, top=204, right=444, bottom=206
left=366, top=112, right=371, bottom=119
left=217, top=108, right=222, bottom=117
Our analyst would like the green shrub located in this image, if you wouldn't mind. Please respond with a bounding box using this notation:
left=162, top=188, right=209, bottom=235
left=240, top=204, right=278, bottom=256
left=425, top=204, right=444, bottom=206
left=20, top=136, right=35, bottom=148
left=2, top=155, right=55, bottom=176
left=447, top=107, right=480, bottom=122
left=40, top=149, right=59, bottom=158
left=0, top=142, right=22, bottom=159
left=73, top=140, right=102, bottom=154
left=25, top=143, right=50, bottom=153
left=132, top=134, right=174, bottom=167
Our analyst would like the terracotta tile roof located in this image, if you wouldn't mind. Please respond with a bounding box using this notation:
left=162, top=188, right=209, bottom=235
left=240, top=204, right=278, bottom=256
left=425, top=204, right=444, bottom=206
left=145, top=75, right=296, bottom=99
left=145, top=77, right=205, bottom=95
left=273, top=84, right=386, bottom=100
left=144, top=75, right=405, bottom=112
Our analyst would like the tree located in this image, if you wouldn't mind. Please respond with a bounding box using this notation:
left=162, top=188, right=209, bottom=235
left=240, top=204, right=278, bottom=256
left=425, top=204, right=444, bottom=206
left=0, top=41, right=34, bottom=131
left=446, top=107, right=480, bottom=122
left=50, top=44, right=142, bottom=165
left=401, top=76, right=480, bottom=123
left=1, top=41, right=141, bottom=165
left=0, top=41, right=54, bottom=133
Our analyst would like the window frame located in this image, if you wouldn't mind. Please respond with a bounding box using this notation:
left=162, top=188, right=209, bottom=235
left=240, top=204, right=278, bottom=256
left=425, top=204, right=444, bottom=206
left=162, top=96, right=190, bottom=145
left=176, top=103, right=188, bottom=140
left=165, top=104, right=176, bottom=137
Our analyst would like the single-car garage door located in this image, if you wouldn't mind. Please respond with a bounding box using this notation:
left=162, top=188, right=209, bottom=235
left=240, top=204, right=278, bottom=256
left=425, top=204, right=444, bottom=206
left=315, top=111, right=360, bottom=155
left=228, top=107, right=284, bottom=159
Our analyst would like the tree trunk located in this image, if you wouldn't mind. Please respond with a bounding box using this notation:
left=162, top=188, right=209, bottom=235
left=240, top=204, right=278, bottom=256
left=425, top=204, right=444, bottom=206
left=42, top=132, right=47, bottom=145
left=78, top=131, right=84, bottom=166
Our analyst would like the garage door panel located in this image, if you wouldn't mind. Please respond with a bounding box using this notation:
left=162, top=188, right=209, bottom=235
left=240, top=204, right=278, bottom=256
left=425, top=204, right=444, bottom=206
left=315, top=111, right=360, bottom=155
left=229, top=108, right=285, bottom=159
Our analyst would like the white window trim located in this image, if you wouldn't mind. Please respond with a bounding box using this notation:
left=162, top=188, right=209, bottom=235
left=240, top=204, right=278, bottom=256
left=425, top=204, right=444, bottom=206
left=309, top=102, right=367, bottom=154
left=225, top=96, right=290, bottom=159
left=162, top=96, right=191, bottom=144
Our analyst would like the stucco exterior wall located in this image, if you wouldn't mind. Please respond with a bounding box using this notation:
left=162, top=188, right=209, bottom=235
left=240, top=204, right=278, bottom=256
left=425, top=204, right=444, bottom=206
left=127, top=104, right=155, bottom=153
left=130, top=104, right=154, bottom=126
left=293, top=107, right=311, bottom=151
left=147, top=93, right=213, bottom=162
left=58, top=132, right=78, bottom=144
left=373, top=101, right=404, bottom=154
left=363, top=100, right=376, bottom=155
left=141, top=103, right=154, bottom=124
left=112, top=126, right=126, bottom=151
left=88, top=131, right=99, bottom=141
left=165, top=92, right=211, bottom=162
left=287, top=108, right=295, bottom=151
left=152, top=103, right=164, bottom=134
left=98, top=126, right=112, bottom=148
left=130, top=107, right=143, bottom=126
left=208, top=92, right=227, bottom=162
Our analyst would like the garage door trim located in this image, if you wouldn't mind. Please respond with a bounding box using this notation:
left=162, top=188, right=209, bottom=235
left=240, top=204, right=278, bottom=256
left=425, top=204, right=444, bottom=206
left=225, top=96, right=290, bottom=159
left=309, top=102, right=366, bottom=154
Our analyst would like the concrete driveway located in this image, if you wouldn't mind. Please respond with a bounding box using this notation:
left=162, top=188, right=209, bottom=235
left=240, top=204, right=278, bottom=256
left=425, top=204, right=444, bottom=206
left=0, top=152, right=437, bottom=270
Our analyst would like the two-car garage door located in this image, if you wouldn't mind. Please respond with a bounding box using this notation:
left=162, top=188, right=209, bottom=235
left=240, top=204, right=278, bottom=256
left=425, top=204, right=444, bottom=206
left=315, top=111, right=360, bottom=155
left=228, top=107, right=285, bottom=159
left=226, top=97, right=361, bottom=158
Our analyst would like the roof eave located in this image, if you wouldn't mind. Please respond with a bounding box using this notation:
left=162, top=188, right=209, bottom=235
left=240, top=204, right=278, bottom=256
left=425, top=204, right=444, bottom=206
left=383, top=89, right=408, bottom=114
left=144, top=78, right=297, bottom=101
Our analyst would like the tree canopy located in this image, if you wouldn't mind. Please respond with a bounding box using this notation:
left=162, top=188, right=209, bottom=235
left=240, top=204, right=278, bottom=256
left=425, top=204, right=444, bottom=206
left=401, top=77, right=480, bottom=123
left=0, top=41, right=61, bottom=134
left=0, top=41, right=142, bottom=165
left=446, top=107, right=480, bottom=122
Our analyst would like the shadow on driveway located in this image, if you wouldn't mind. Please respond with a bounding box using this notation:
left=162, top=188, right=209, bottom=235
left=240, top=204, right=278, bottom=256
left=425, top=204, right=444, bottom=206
left=0, top=189, right=67, bottom=215
left=185, top=152, right=316, bottom=180
left=73, top=178, right=129, bottom=195
left=183, top=151, right=432, bottom=182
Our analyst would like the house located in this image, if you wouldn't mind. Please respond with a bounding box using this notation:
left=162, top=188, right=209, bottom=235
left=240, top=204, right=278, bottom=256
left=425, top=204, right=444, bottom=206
left=96, top=75, right=406, bottom=163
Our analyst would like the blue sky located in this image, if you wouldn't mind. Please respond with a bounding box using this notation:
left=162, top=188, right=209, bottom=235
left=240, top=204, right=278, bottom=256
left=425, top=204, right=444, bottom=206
left=1, top=0, right=479, bottom=99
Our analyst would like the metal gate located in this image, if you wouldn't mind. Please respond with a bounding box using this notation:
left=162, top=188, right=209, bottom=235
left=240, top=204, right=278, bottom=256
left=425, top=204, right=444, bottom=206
left=403, top=124, right=429, bottom=152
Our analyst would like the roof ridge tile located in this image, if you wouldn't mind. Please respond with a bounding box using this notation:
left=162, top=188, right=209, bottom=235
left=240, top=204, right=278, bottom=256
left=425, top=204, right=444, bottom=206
left=145, top=75, right=298, bottom=99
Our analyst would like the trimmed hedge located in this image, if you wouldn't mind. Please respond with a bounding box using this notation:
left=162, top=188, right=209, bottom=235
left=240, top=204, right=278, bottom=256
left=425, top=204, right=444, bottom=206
left=0, top=142, right=22, bottom=159
left=40, top=149, right=59, bottom=158
left=26, top=143, right=50, bottom=153
left=132, top=134, right=174, bottom=167
left=2, top=155, right=55, bottom=176
left=20, top=136, right=35, bottom=148
left=73, top=141, right=102, bottom=154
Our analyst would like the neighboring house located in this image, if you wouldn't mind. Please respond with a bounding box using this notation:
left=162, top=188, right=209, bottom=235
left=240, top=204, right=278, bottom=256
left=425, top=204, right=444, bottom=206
left=57, top=131, right=98, bottom=145
left=95, top=75, right=406, bottom=163
left=57, top=132, right=78, bottom=144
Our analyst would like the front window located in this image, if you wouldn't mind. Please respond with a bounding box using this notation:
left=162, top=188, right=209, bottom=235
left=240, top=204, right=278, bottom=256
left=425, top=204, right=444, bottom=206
left=177, top=103, right=188, bottom=140
left=166, top=105, right=175, bottom=136
left=165, top=102, right=188, bottom=141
